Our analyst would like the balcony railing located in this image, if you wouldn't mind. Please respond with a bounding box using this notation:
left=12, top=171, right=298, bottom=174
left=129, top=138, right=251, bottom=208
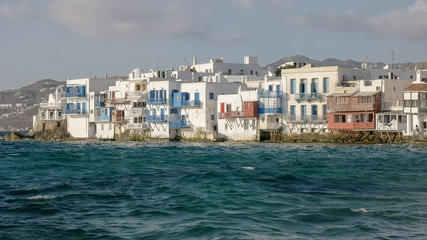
left=95, top=102, right=105, bottom=107
left=173, top=100, right=201, bottom=108
left=40, top=115, right=63, bottom=120
left=105, top=98, right=127, bottom=104
left=95, top=116, right=111, bottom=122
left=40, top=102, right=62, bottom=108
left=259, top=108, right=282, bottom=114
left=127, top=123, right=149, bottom=130
left=112, top=117, right=127, bottom=123
left=169, top=121, right=190, bottom=129
left=146, top=115, right=168, bottom=123
left=218, top=111, right=245, bottom=119
left=126, top=108, right=150, bottom=117
left=62, top=109, right=85, bottom=115
left=258, top=91, right=282, bottom=98
left=147, top=98, right=167, bottom=104
left=127, top=91, right=147, bottom=99
left=294, top=93, right=323, bottom=101
left=285, top=115, right=328, bottom=122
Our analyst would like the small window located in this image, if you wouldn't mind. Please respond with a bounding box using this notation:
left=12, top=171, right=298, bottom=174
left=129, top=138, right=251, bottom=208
left=244, top=119, right=249, bottom=129
left=209, top=92, right=214, bottom=100
left=211, top=114, right=214, bottom=120
left=57, top=122, right=60, bottom=127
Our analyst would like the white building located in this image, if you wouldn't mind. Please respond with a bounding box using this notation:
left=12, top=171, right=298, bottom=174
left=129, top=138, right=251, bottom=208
left=62, top=76, right=121, bottom=138
left=281, top=65, right=370, bottom=134
left=403, top=70, right=427, bottom=135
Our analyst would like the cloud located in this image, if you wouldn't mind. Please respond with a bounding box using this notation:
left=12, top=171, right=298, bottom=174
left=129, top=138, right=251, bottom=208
left=291, top=0, right=427, bottom=40
left=0, top=0, right=34, bottom=19
left=232, top=0, right=294, bottom=11
left=46, top=0, right=211, bottom=40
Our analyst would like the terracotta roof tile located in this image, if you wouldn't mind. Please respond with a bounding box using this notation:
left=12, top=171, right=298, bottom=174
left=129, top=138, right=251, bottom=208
left=403, top=83, right=427, bottom=92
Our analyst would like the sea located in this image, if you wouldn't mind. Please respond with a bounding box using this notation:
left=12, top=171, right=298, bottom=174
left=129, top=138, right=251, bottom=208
left=1, top=137, right=426, bottom=239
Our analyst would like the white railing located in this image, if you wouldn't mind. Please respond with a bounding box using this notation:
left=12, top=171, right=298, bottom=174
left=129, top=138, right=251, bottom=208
left=127, top=123, right=149, bottom=130
left=126, top=108, right=150, bottom=116
left=40, top=102, right=62, bottom=108
left=127, top=91, right=147, bottom=99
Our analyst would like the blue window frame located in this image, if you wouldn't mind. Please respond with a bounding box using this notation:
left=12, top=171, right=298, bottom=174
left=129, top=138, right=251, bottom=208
left=323, top=105, right=328, bottom=115
left=301, top=105, right=307, bottom=116
left=209, top=92, right=214, bottom=100
left=290, top=105, right=296, bottom=115
left=323, top=77, right=330, bottom=93
left=290, top=79, right=296, bottom=94
left=269, top=85, right=273, bottom=91
left=311, top=105, right=318, bottom=116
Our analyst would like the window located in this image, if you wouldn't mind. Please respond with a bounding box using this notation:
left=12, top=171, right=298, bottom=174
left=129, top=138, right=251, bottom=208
left=269, top=85, right=273, bottom=91
left=211, top=114, right=214, bottom=120
left=323, top=77, right=330, bottom=93
left=311, top=105, right=318, bottom=116
left=226, top=104, right=232, bottom=112
left=322, top=105, right=327, bottom=115
left=244, top=119, right=249, bottom=129
left=300, top=79, right=307, bottom=93
left=311, top=78, right=319, bottom=93
left=209, top=92, right=214, bottom=100
left=301, top=105, right=307, bottom=117
left=290, top=105, right=296, bottom=115
left=290, top=79, right=296, bottom=94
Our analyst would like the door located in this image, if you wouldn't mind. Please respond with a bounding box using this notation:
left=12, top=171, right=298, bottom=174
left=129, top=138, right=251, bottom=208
left=160, top=108, right=165, bottom=121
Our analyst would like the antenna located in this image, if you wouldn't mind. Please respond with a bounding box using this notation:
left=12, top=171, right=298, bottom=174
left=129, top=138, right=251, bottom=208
left=391, top=49, right=394, bottom=70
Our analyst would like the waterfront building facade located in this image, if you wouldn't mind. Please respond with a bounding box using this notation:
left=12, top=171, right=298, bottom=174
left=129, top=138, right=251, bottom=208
left=403, top=70, right=427, bottom=135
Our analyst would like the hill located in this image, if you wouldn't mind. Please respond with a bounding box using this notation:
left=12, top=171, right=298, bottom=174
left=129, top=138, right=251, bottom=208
left=0, top=79, right=64, bottom=131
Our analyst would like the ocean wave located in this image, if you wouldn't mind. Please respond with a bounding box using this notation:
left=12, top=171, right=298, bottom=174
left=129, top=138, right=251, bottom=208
left=351, top=208, right=368, bottom=213
left=241, top=166, right=255, bottom=171
left=27, top=195, right=56, bottom=200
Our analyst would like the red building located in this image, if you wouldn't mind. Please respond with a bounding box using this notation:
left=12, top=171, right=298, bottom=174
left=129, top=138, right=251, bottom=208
left=219, top=101, right=259, bottom=119
left=327, top=91, right=381, bottom=130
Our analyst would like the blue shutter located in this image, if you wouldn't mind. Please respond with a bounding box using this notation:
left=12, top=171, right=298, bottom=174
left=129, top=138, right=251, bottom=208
left=311, top=105, right=318, bottom=115
left=82, top=102, right=86, bottom=114
left=160, top=108, right=165, bottom=121
left=323, top=78, right=329, bottom=93
left=290, top=105, right=296, bottom=115
left=290, top=79, right=296, bottom=94
left=150, top=90, right=154, bottom=99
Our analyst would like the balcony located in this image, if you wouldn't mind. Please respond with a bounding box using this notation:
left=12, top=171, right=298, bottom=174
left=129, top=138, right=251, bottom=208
left=127, top=91, right=147, bottom=100
left=258, top=91, right=282, bottom=98
left=146, top=115, right=168, bottom=123
left=218, top=111, right=245, bottom=119
left=95, top=102, right=105, bottom=107
left=294, top=93, right=323, bottom=101
left=169, top=121, right=190, bottom=129
left=95, top=116, right=111, bottom=122
left=259, top=108, right=282, bottom=115
left=173, top=100, right=201, bottom=108
left=40, top=102, right=62, bottom=109
left=40, top=114, right=62, bottom=120
left=126, top=108, right=150, bottom=117
left=112, top=117, right=127, bottom=123
left=147, top=98, right=167, bottom=104
left=62, top=109, right=85, bottom=115
left=285, top=115, right=327, bottom=123
left=105, top=98, right=128, bottom=105
left=127, top=123, right=149, bottom=130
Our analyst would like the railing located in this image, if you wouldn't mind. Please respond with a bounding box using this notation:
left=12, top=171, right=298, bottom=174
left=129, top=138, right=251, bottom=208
left=112, top=117, right=127, bottom=123
left=40, top=115, right=63, bottom=120
left=127, top=123, right=149, bottom=130
left=294, top=93, right=323, bottom=101
left=40, top=102, right=61, bottom=108
left=95, top=116, right=111, bottom=122
left=146, top=115, right=168, bottom=123
left=126, top=91, right=147, bottom=99
left=173, top=100, right=201, bottom=108
left=169, top=121, right=190, bottom=129
left=61, top=91, right=85, bottom=98
left=259, top=108, right=282, bottom=114
left=126, top=108, right=150, bottom=116
left=285, top=115, right=328, bottom=122
left=218, top=111, right=245, bottom=119
left=258, top=91, right=282, bottom=98
left=105, top=98, right=127, bottom=104
left=95, top=102, right=105, bottom=107
left=147, top=98, right=167, bottom=104
left=62, top=109, right=85, bottom=115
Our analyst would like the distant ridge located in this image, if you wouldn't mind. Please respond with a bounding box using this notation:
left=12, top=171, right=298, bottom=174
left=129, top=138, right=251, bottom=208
left=0, top=79, right=64, bottom=131
left=263, top=55, right=427, bottom=71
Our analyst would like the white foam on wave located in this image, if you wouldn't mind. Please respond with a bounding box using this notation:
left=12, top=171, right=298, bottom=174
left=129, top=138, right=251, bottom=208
left=351, top=208, right=368, bottom=213
left=27, top=195, right=56, bottom=200
left=242, top=166, right=255, bottom=171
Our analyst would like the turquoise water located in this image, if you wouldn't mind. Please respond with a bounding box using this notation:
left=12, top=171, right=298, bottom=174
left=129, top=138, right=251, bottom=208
left=1, top=140, right=426, bottom=239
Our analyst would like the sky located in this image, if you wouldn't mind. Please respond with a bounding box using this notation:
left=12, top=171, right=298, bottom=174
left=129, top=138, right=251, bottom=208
left=1, top=0, right=427, bottom=91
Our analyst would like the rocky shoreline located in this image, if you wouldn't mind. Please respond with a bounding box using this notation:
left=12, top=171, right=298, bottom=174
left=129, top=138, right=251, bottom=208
left=2, top=130, right=427, bottom=144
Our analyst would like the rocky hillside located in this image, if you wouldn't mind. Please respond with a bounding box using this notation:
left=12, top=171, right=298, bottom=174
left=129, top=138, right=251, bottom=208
left=0, top=79, right=64, bottom=131
left=264, top=55, right=427, bottom=71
